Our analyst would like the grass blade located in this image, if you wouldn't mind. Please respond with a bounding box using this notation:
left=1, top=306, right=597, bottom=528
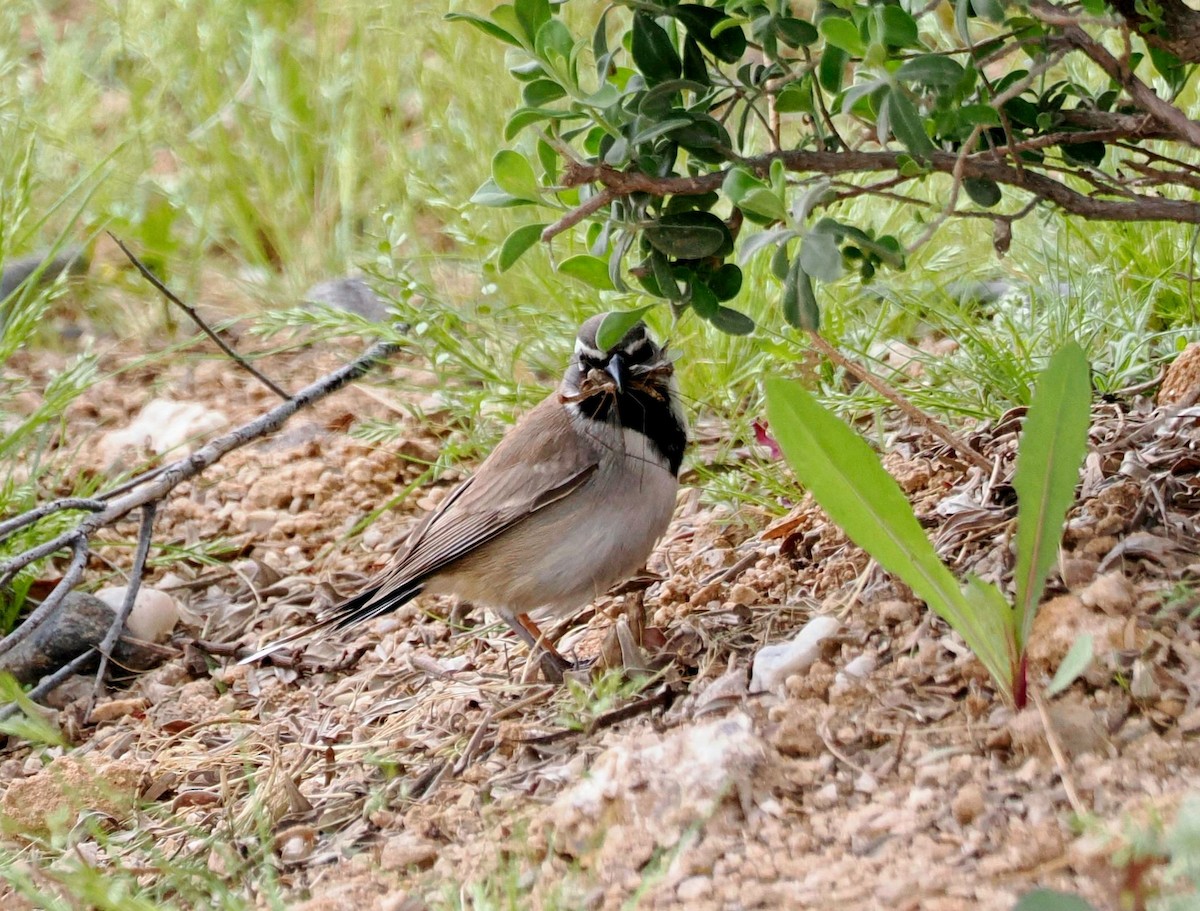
left=765, top=377, right=1012, bottom=694
left=1013, top=342, right=1091, bottom=648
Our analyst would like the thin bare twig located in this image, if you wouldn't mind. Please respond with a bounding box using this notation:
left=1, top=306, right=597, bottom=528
left=0, top=339, right=399, bottom=662
left=0, top=498, right=106, bottom=543
left=0, top=535, right=90, bottom=659
left=0, top=648, right=98, bottom=722
left=806, top=330, right=993, bottom=472
left=108, top=233, right=292, bottom=400
left=89, top=501, right=157, bottom=706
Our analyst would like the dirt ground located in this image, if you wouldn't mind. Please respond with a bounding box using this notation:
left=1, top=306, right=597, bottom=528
left=2, top=330, right=1199, bottom=910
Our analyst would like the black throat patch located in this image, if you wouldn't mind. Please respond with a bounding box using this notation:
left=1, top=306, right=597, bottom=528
left=576, top=386, right=686, bottom=476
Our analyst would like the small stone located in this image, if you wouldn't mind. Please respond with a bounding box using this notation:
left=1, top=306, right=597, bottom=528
left=96, top=586, right=180, bottom=643
left=379, top=834, right=439, bottom=871
left=88, top=697, right=148, bottom=723
left=278, top=825, right=318, bottom=863
left=1060, top=558, right=1099, bottom=588
left=952, top=784, right=985, bottom=824
left=750, top=615, right=839, bottom=695
left=1079, top=571, right=1134, bottom=614
left=676, top=876, right=710, bottom=903
left=726, top=584, right=759, bottom=606
left=877, top=599, right=914, bottom=625
left=810, top=782, right=839, bottom=810
left=303, top=276, right=390, bottom=323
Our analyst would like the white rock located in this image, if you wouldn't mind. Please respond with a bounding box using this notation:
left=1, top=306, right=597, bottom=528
left=749, top=615, right=840, bottom=694
left=98, top=399, right=227, bottom=464
left=96, top=586, right=180, bottom=642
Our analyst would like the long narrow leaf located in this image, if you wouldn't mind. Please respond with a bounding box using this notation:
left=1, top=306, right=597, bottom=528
left=1013, top=343, right=1091, bottom=648
left=765, top=377, right=1012, bottom=693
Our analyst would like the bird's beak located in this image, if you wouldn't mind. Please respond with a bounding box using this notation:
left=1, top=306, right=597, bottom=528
left=605, top=353, right=625, bottom=394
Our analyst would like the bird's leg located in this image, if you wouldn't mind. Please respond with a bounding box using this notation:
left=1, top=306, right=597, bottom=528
left=506, top=613, right=572, bottom=683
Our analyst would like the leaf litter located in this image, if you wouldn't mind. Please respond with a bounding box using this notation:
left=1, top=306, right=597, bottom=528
left=2, top=339, right=1200, bottom=909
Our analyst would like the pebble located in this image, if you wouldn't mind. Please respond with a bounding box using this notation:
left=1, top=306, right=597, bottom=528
left=676, top=876, right=710, bottom=903
left=1079, top=571, right=1134, bottom=614
left=952, top=783, right=985, bottom=824
left=379, top=835, right=439, bottom=871
left=810, top=782, right=840, bottom=810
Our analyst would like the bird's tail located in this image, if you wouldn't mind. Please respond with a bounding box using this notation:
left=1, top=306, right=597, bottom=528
left=238, top=579, right=424, bottom=664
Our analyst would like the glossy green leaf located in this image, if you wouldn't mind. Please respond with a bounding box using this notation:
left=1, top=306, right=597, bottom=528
left=558, top=254, right=615, bottom=290
left=764, top=378, right=1013, bottom=697
left=1046, top=633, right=1094, bottom=697
left=690, top=277, right=719, bottom=317
left=514, top=0, right=551, bottom=44
left=896, top=55, right=967, bottom=88
left=782, top=255, right=820, bottom=330
left=535, top=19, right=575, bottom=68
left=963, top=177, right=1002, bottom=207
left=818, top=44, right=848, bottom=93
left=776, top=78, right=814, bottom=114
left=644, top=211, right=730, bottom=259
left=497, top=223, right=547, bottom=272
left=491, top=150, right=541, bottom=201
left=708, top=304, right=755, bottom=334
left=723, top=168, right=786, bottom=222
left=1013, top=342, right=1091, bottom=648
left=444, top=12, right=520, bottom=47
left=877, top=5, right=919, bottom=47
left=470, top=178, right=535, bottom=208
left=674, top=4, right=747, bottom=63
left=596, top=305, right=654, bottom=350
left=775, top=17, right=819, bottom=48
left=709, top=262, right=743, bottom=301
left=632, top=12, right=682, bottom=85
left=522, top=79, right=567, bottom=106
left=885, top=88, right=935, bottom=156
left=819, top=17, right=865, bottom=56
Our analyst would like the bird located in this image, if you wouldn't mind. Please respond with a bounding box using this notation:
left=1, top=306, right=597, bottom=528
left=242, top=314, right=687, bottom=680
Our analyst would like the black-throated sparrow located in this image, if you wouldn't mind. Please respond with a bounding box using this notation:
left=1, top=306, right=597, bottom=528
left=243, top=315, right=686, bottom=679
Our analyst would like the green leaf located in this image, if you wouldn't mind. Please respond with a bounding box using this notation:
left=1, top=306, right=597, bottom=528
left=1061, top=141, right=1106, bottom=168
left=819, top=17, right=865, bottom=56
left=0, top=674, right=67, bottom=747
left=596, top=305, right=654, bottom=350
left=764, top=378, right=1013, bottom=697
left=775, top=17, right=819, bottom=48
left=644, top=211, right=730, bottom=259
left=491, top=150, right=541, bottom=201
left=877, top=5, right=919, bottom=47
left=1013, top=342, right=1091, bottom=648
left=885, top=88, right=935, bottom=156
left=497, top=223, right=547, bottom=272
left=776, top=78, right=815, bottom=114
left=709, top=262, right=743, bottom=301
left=782, top=255, right=820, bottom=330
left=1013, top=890, right=1097, bottom=911
left=558, top=254, right=615, bottom=290
left=514, top=0, right=551, bottom=45
left=723, top=168, right=787, bottom=222
left=690, top=277, right=719, bottom=317
left=959, top=104, right=1002, bottom=126
left=819, top=44, right=848, bottom=93
left=444, top=12, right=521, bottom=47
left=707, top=304, right=755, bottom=335
left=1046, top=633, right=1094, bottom=697
left=963, top=177, right=1002, bottom=207
left=632, top=12, right=682, bottom=85
left=673, top=4, right=747, bottom=63
left=522, top=79, right=567, bottom=106
left=470, top=177, right=535, bottom=208
left=970, top=0, right=1006, bottom=23
left=895, top=55, right=967, bottom=88
left=800, top=230, right=844, bottom=282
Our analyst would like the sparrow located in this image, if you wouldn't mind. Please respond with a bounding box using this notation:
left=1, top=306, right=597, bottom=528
left=243, top=314, right=687, bottom=680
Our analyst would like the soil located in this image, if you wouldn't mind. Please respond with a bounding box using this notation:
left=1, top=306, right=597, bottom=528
left=2, top=331, right=1200, bottom=910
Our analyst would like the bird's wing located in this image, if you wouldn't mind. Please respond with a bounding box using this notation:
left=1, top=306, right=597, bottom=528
left=356, top=394, right=600, bottom=601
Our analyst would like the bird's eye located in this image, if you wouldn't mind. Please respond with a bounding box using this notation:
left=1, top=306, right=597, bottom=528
left=579, top=354, right=603, bottom=371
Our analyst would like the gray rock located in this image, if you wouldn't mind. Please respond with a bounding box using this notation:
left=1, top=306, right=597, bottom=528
left=302, top=276, right=390, bottom=322
left=0, top=247, right=89, bottom=302
left=0, top=592, right=165, bottom=685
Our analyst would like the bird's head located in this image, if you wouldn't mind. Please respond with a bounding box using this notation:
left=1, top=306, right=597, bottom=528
left=562, top=314, right=674, bottom=405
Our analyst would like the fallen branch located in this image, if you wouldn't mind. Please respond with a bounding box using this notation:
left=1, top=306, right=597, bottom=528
left=0, top=338, right=399, bottom=690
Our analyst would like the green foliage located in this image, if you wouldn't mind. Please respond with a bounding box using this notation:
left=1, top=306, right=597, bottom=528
left=764, top=343, right=1091, bottom=704
left=457, top=0, right=1200, bottom=334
